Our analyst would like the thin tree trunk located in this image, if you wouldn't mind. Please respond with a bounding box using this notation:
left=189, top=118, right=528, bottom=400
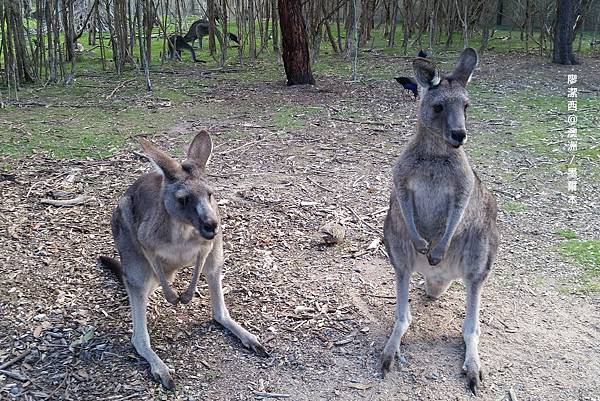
left=272, top=0, right=281, bottom=63
left=220, top=0, right=229, bottom=66
left=248, top=0, right=256, bottom=60
left=136, top=0, right=151, bottom=90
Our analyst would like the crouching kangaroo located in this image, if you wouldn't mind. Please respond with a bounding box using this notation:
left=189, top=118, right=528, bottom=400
left=380, top=48, right=498, bottom=395
left=99, top=132, right=267, bottom=389
left=167, top=35, right=205, bottom=63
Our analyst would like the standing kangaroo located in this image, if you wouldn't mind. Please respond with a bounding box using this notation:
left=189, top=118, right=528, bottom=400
left=99, top=132, right=267, bottom=390
left=183, top=19, right=240, bottom=49
left=380, top=48, right=498, bottom=395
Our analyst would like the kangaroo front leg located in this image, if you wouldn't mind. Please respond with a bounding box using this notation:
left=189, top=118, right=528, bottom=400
left=126, top=283, right=175, bottom=390
left=381, top=265, right=412, bottom=376
left=203, top=250, right=268, bottom=357
left=179, top=253, right=207, bottom=304
left=146, top=254, right=179, bottom=305
left=463, top=280, right=484, bottom=395
left=427, top=184, right=472, bottom=266
left=395, top=183, right=428, bottom=254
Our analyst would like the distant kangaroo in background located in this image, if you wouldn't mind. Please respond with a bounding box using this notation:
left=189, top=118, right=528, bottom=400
left=167, top=35, right=205, bottom=63
left=99, top=132, right=267, bottom=390
left=380, top=48, right=498, bottom=395
left=184, top=19, right=240, bottom=49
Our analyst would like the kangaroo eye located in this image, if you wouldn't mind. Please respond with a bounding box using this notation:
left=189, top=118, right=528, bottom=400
left=177, top=195, right=188, bottom=206
left=464, top=104, right=469, bottom=111
left=433, top=104, right=443, bottom=113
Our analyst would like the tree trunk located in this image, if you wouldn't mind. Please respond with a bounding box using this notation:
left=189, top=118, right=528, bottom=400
left=271, top=0, right=281, bottom=63
left=480, top=0, right=497, bottom=51
left=277, top=0, right=314, bottom=85
left=358, top=0, right=374, bottom=47
left=553, top=0, right=578, bottom=64
left=387, top=0, right=399, bottom=47
left=248, top=0, right=256, bottom=60
left=207, top=0, right=217, bottom=56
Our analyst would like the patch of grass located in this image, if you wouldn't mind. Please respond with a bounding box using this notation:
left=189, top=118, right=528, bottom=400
left=0, top=96, right=204, bottom=159
left=202, top=369, right=221, bottom=382
left=469, top=84, right=600, bottom=169
left=1, top=106, right=124, bottom=158
left=555, top=229, right=579, bottom=239
left=503, top=201, right=526, bottom=212
left=558, top=239, right=600, bottom=293
left=272, top=105, right=323, bottom=129
left=1, top=163, right=14, bottom=172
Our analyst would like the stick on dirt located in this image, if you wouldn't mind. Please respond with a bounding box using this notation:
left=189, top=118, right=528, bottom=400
left=0, top=349, right=31, bottom=370
left=40, top=195, right=94, bottom=207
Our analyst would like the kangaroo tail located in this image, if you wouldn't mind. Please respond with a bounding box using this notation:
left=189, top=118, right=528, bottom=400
left=98, top=256, right=123, bottom=282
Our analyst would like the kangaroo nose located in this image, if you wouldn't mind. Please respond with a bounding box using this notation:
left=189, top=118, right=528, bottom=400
left=200, top=219, right=218, bottom=239
left=450, top=130, right=467, bottom=144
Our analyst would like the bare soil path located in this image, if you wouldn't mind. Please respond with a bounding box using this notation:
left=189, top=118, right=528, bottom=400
left=1, top=52, right=599, bottom=401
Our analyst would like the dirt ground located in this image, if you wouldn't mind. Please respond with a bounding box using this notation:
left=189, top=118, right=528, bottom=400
left=1, top=52, right=599, bottom=401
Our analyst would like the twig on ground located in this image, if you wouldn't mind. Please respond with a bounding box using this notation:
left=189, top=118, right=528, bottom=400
left=252, top=391, right=291, bottom=399
left=40, top=195, right=94, bottom=207
left=0, top=349, right=32, bottom=370
left=307, top=176, right=333, bottom=192
left=345, top=205, right=379, bottom=234
left=0, top=369, right=29, bottom=381
left=107, top=78, right=136, bottom=100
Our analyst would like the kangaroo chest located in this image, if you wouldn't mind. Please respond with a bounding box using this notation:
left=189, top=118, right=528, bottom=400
left=155, top=225, right=211, bottom=269
left=405, top=157, right=469, bottom=242
left=410, top=175, right=450, bottom=241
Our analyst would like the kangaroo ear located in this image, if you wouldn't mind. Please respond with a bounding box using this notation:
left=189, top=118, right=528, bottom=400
left=186, top=130, right=213, bottom=170
left=412, top=58, right=440, bottom=88
left=451, top=47, right=478, bottom=86
left=138, top=138, right=181, bottom=180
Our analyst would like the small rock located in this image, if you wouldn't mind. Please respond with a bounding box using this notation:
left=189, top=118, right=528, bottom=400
left=33, top=314, right=47, bottom=321
left=319, top=222, right=346, bottom=245
left=425, top=371, right=440, bottom=381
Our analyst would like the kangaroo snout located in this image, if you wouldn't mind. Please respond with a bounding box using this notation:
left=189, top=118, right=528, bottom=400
left=450, top=129, right=467, bottom=147
left=199, top=218, right=218, bottom=239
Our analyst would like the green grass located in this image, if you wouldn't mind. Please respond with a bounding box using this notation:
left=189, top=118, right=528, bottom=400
left=555, top=229, right=579, bottom=239
left=558, top=239, right=600, bottom=293
left=0, top=72, right=221, bottom=158
left=272, top=105, right=323, bottom=129
left=3, top=17, right=600, bottom=163
left=468, top=85, right=600, bottom=166
left=503, top=201, right=526, bottom=212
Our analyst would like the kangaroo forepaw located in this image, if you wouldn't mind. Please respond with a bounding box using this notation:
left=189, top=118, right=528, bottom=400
left=427, top=243, right=447, bottom=266
left=164, top=289, right=180, bottom=305
left=412, top=237, right=429, bottom=254
left=178, top=290, right=194, bottom=304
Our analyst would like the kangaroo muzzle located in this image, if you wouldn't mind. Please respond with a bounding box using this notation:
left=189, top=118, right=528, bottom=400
left=450, top=129, right=468, bottom=147
left=196, top=202, right=218, bottom=239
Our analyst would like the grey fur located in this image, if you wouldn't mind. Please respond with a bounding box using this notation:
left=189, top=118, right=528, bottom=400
left=99, top=132, right=267, bottom=390
left=380, top=48, right=499, bottom=395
